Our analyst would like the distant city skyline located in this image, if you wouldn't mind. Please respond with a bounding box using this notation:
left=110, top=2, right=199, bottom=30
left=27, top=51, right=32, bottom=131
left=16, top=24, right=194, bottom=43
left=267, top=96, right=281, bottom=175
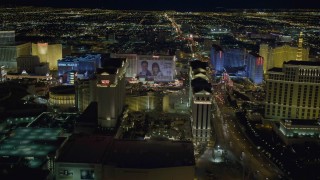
left=2, top=0, right=320, bottom=10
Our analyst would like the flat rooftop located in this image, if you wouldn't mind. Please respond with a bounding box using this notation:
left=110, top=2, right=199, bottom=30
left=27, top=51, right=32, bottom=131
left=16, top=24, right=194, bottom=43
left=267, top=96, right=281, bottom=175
left=56, top=135, right=195, bottom=169
left=268, top=67, right=282, bottom=72
left=106, top=140, right=195, bottom=169
left=49, top=85, right=75, bottom=95
left=285, top=60, right=320, bottom=66
left=190, top=60, right=208, bottom=70
left=56, top=135, right=113, bottom=164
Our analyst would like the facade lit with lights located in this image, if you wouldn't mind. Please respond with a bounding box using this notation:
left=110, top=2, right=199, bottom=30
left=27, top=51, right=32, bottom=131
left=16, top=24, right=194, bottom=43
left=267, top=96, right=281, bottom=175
left=49, top=85, right=75, bottom=108
left=296, top=32, right=304, bottom=61
left=74, top=55, right=128, bottom=122
left=259, top=44, right=309, bottom=74
left=280, top=119, right=320, bottom=138
left=189, top=60, right=212, bottom=143
left=210, top=46, right=247, bottom=75
left=95, top=57, right=127, bottom=128
left=32, top=43, right=62, bottom=70
left=210, top=44, right=224, bottom=72
left=125, top=93, right=160, bottom=112
left=224, top=49, right=247, bottom=69
left=265, top=61, right=320, bottom=121
left=276, top=119, right=320, bottom=144
left=58, top=54, right=101, bottom=84
left=246, top=52, right=264, bottom=84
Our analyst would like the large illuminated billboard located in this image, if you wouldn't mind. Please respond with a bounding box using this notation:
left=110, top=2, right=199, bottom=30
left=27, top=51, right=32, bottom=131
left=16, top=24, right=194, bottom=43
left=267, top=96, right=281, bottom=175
left=138, top=60, right=173, bottom=82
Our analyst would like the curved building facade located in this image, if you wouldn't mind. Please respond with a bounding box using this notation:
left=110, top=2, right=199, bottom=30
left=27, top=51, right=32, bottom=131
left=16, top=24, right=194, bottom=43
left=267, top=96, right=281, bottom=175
left=49, top=85, right=75, bottom=108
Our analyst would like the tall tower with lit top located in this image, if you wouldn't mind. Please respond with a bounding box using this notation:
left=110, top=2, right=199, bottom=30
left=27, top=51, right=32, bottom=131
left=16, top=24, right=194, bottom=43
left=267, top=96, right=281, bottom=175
left=296, top=32, right=303, bottom=61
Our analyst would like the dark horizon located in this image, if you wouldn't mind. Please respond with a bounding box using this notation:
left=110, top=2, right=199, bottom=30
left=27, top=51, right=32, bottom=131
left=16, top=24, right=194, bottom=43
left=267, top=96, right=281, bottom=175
left=2, top=0, right=320, bottom=11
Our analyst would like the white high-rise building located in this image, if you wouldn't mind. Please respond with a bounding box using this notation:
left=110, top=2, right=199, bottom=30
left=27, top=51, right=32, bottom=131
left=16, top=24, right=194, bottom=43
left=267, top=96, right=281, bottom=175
left=265, top=61, right=320, bottom=121
left=96, top=59, right=127, bottom=128
left=189, top=60, right=212, bottom=143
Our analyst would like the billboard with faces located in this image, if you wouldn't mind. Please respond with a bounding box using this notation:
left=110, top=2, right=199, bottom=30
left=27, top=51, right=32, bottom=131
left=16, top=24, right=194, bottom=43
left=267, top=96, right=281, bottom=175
left=137, top=60, right=173, bottom=82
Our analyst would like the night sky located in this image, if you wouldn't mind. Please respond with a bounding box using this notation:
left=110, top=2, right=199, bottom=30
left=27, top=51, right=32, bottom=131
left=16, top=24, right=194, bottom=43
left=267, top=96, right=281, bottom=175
left=2, top=0, right=320, bottom=10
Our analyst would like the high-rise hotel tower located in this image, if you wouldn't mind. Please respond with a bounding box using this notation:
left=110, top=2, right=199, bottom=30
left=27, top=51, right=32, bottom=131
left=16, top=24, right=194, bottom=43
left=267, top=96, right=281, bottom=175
left=265, top=61, right=320, bottom=121
left=189, top=60, right=212, bottom=143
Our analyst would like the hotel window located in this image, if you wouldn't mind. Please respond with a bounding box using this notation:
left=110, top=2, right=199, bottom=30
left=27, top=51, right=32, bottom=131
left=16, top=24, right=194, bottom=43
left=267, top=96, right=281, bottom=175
left=272, top=106, right=275, bottom=116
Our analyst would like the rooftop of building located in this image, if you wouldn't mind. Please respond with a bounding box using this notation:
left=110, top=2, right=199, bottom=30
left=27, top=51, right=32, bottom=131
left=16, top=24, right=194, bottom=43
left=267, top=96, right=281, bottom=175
left=49, top=85, right=75, bottom=95
left=284, top=60, right=320, bottom=66
left=249, top=52, right=262, bottom=57
left=96, top=57, right=127, bottom=75
left=96, top=67, right=118, bottom=75
left=191, top=77, right=212, bottom=93
left=56, top=134, right=113, bottom=164
left=212, top=44, right=223, bottom=51
left=268, top=67, right=283, bottom=72
left=56, top=134, right=195, bottom=169
left=105, top=140, right=195, bottom=169
left=281, top=119, right=320, bottom=126
left=101, top=57, right=127, bottom=69
left=190, top=60, right=208, bottom=70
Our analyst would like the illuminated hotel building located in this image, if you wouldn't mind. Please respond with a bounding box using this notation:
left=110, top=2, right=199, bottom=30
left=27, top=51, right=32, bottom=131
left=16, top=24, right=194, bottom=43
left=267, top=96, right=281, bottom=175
left=259, top=44, right=309, bottom=74
left=49, top=85, right=75, bottom=108
left=95, top=58, right=127, bottom=128
left=58, top=54, right=101, bottom=84
left=189, top=60, right=212, bottom=143
left=0, top=42, right=31, bottom=71
left=210, top=46, right=247, bottom=74
left=279, top=119, right=320, bottom=141
left=32, top=43, right=62, bottom=70
left=74, top=56, right=127, bottom=122
left=210, top=44, right=224, bottom=72
left=125, top=93, right=160, bottom=112
left=265, top=61, right=320, bottom=121
left=246, top=53, right=264, bottom=84
left=224, top=49, right=246, bottom=68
